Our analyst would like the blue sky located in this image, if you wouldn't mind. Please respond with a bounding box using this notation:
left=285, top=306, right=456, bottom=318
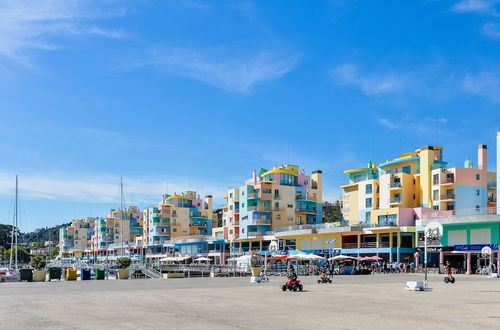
left=1, top=0, right=500, bottom=231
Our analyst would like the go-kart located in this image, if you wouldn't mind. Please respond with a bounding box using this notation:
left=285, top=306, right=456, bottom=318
left=317, top=276, right=333, bottom=284
left=282, top=278, right=303, bottom=291
left=444, top=275, right=455, bottom=283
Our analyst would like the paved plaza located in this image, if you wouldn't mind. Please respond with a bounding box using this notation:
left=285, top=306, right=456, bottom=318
left=1, top=274, right=500, bottom=329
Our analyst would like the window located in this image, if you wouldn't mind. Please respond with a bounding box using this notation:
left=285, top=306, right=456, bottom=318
left=365, top=198, right=372, bottom=208
left=230, top=230, right=233, bottom=234
left=433, top=174, right=439, bottom=185
left=274, top=189, right=280, bottom=198
left=242, top=203, right=245, bottom=208
left=230, top=193, right=233, bottom=198
left=287, top=204, right=293, bottom=208
left=433, top=190, right=439, bottom=200
left=413, top=194, right=416, bottom=200
left=365, top=212, right=371, bottom=223
left=402, top=166, right=411, bottom=174
left=230, top=217, right=233, bottom=223
left=230, top=205, right=233, bottom=210
left=173, top=228, right=177, bottom=232
left=476, top=189, right=480, bottom=196
left=242, top=228, right=245, bottom=233
left=433, top=205, right=439, bottom=210
left=476, top=174, right=481, bottom=180
left=365, top=184, right=372, bottom=194
left=476, top=205, right=480, bottom=212
left=242, top=191, right=245, bottom=196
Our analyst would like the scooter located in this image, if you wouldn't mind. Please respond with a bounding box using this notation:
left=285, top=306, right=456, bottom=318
left=282, top=278, right=303, bottom=291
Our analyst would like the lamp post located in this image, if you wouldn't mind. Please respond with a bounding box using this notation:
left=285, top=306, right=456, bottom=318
left=264, top=240, right=278, bottom=281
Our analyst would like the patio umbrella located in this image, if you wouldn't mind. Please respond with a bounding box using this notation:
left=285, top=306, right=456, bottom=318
left=354, top=256, right=364, bottom=261
left=369, top=256, right=383, bottom=260
left=195, top=257, right=211, bottom=261
left=328, top=255, right=354, bottom=261
left=305, top=254, right=323, bottom=260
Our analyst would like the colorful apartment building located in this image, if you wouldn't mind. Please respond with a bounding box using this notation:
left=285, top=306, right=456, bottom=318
left=142, top=191, right=214, bottom=246
left=341, top=144, right=496, bottom=227
left=222, top=164, right=323, bottom=240
left=59, top=217, right=96, bottom=254
left=93, top=206, right=143, bottom=250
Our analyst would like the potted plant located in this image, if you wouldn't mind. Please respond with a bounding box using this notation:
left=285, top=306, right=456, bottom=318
left=117, top=257, right=131, bottom=279
left=250, top=255, right=262, bottom=277
left=31, top=256, right=47, bottom=282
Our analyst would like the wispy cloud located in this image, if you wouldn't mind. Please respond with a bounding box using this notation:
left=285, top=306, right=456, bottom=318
left=483, top=22, right=500, bottom=37
left=331, top=64, right=407, bottom=96
left=377, top=118, right=400, bottom=130
left=135, top=47, right=300, bottom=93
left=451, top=0, right=498, bottom=15
left=0, top=171, right=228, bottom=206
left=461, top=72, right=500, bottom=101
left=0, top=0, right=128, bottom=64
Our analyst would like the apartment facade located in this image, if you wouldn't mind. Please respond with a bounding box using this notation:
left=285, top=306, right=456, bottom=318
left=341, top=144, right=496, bottom=227
left=222, top=164, right=323, bottom=240
left=59, top=217, right=96, bottom=254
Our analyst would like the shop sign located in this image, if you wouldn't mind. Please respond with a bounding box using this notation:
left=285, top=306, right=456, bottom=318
left=454, top=244, right=499, bottom=251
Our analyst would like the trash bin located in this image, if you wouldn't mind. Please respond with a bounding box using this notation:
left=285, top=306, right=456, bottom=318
left=49, top=267, right=62, bottom=281
left=66, top=268, right=77, bottom=281
left=20, top=268, right=33, bottom=282
left=81, top=268, right=91, bottom=281
left=95, top=268, right=105, bottom=280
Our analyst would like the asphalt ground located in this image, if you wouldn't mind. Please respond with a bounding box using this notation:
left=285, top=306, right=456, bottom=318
left=1, top=274, right=499, bottom=329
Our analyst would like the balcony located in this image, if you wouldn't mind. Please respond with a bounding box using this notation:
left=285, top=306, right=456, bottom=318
left=389, top=182, right=402, bottom=190
left=389, top=198, right=401, bottom=204
left=248, top=205, right=271, bottom=212
left=189, top=221, right=208, bottom=228
left=296, top=207, right=317, bottom=214
left=360, top=242, right=377, bottom=248
left=440, top=193, right=455, bottom=201
left=248, top=219, right=271, bottom=226
left=247, top=231, right=265, bottom=237
left=247, top=192, right=260, bottom=199
left=342, top=243, right=358, bottom=249
left=488, top=197, right=497, bottom=203
left=441, top=176, right=455, bottom=185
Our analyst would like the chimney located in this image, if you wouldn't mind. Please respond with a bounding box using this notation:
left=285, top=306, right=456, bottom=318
left=478, top=144, right=487, bottom=170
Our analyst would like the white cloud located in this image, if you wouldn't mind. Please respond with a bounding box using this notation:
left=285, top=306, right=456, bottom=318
left=139, top=47, right=300, bottom=93
left=377, top=118, right=400, bottom=130
left=451, top=0, right=498, bottom=14
left=0, top=0, right=128, bottom=63
left=331, top=64, right=407, bottom=96
left=483, top=22, right=500, bottom=37
left=461, top=72, right=500, bottom=101
left=0, top=172, right=228, bottom=206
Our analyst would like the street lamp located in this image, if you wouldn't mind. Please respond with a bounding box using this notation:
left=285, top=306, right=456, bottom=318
left=326, top=239, right=337, bottom=261
left=263, top=240, right=278, bottom=281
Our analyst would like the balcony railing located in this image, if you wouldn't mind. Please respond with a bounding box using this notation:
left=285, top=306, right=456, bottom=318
left=248, top=205, right=271, bottom=212
left=342, top=243, right=358, bottom=249
left=390, top=182, right=402, bottom=189
left=296, top=207, right=317, bottom=213
left=390, top=198, right=401, bottom=204
left=247, top=231, right=265, bottom=237
left=440, top=193, right=455, bottom=200
left=249, top=219, right=271, bottom=226
left=441, top=176, right=455, bottom=184
left=360, top=242, right=377, bottom=248
left=247, top=192, right=261, bottom=199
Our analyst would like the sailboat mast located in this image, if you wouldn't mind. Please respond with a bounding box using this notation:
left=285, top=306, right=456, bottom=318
left=120, top=177, right=124, bottom=257
left=14, top=175, right=18, bottom=270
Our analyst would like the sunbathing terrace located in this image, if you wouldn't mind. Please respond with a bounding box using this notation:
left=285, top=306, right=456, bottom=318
left=1, top=274, right=500, bottom=329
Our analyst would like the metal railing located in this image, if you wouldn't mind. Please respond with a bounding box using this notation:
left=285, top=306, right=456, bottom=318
left=390, top=182, right=402, bottom=189
left=440, top=193, right=455, bottom=200
left=342, top=243, right=358, bottom=249
left=390, top=198, right=401, bottom=204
